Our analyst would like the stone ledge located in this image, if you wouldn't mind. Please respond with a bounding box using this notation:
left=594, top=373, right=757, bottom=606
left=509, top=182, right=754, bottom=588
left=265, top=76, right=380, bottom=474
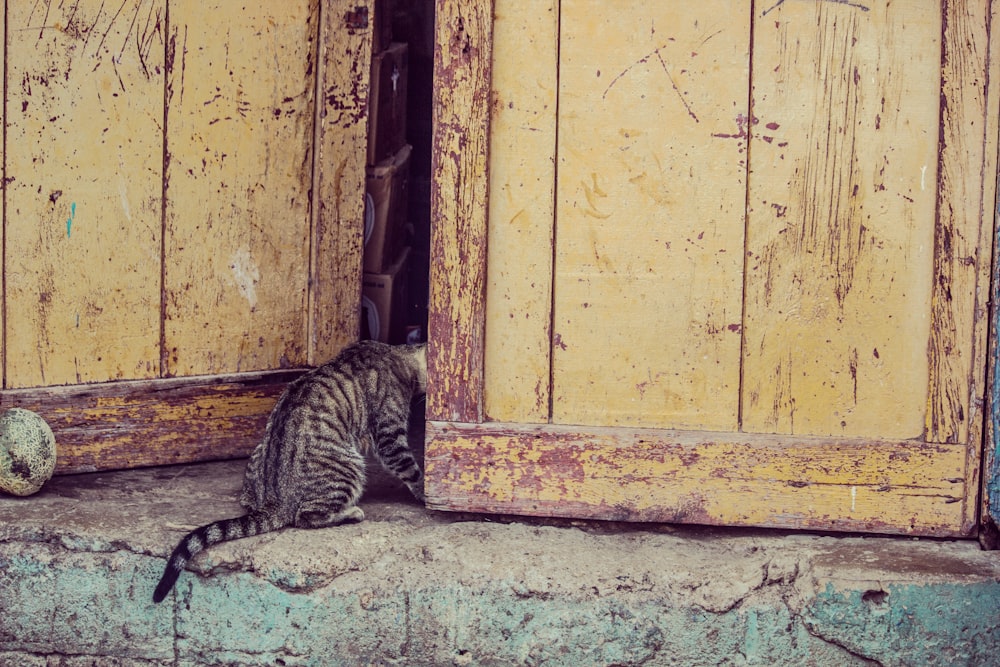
left=1, top=459, right=999, bottom=666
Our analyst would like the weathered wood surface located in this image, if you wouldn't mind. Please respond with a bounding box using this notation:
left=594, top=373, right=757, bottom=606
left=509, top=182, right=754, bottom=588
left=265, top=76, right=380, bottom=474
left=426, top=1, right=998, bottom=537
left=2, top=371, right=300, bottom=475
left=0, top=1, right=5, bottom=386
left=978, top=0, right=1000, bottom=550
left=742, top=1, right=940, bottom=439
left=985, top=198, right=1000, bottom=547
left=551, top=1, right=750, bottom=431
left=4, top=0, right=364, bottom=387
left=308, top=0, right=373, bottom=365
left=162, top=0, right=317, bottom=376
left=0, top=2, right=370, bottom=474
left=929, top=0, right=996, bottom=447
left=425, top=421, right=968, bottom=537
left=5, top=0, right=165, bottom=388
left=427, top=0, right=494, bottom=423
left=482, top=0, right=558, bottom=424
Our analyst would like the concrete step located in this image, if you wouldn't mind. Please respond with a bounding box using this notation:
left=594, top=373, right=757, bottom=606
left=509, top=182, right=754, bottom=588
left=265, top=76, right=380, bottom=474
left=1, top=459, right=999, bottom=666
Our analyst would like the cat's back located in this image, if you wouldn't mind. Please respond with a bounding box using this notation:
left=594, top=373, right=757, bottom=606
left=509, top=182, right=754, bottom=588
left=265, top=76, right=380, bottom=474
left=321, top=340, right=424, bottom=394
left=282, top=341, right=422, bottom=413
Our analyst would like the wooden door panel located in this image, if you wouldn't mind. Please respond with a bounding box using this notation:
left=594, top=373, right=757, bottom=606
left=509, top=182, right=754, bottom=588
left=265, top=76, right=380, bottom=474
left=163, top=0, right=317, bottom=377
left=742, top=1, right=940, bottom=439
left=551, top=1, right=750, bottom=431
left=928, top=0, right=998, bottom=446
left=482, top=0, right=559, bottom=425
left=309, top=2, right=378, bottom=366
left=5, top=0, right=165, bottom=388
left=426, top=0, right=999, bottom=537
left=0, top=1, right=371, bottom=473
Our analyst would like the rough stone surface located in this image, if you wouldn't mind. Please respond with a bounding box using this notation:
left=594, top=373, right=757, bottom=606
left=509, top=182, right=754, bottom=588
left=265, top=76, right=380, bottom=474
left=1, top=457, right=999, bottom=666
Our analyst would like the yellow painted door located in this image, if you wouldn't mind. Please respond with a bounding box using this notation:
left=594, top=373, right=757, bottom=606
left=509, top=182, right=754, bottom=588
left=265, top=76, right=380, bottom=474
left=425, top=0, right=999, bottom=537
left=1, top=1, right=373, bottom=473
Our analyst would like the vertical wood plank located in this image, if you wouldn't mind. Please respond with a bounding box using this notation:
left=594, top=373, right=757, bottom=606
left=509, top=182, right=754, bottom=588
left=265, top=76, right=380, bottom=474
left=163, top=0, right=318, bottom=376
left=977, top=0, right=1000, bottom=547
left=984, top=184, right=1000, bottom=547
left=427, top=0, right=494, bottom=423
left=5, top=0, right=165, bottom=388
left=550, top=1, right=750, bottom=431
left=742, top=1, right=940, bottom=438
left=928, top=0, right=995, bottom=445
left=483, top=0, right=558, bottom=423
left=308, top=0, right=373, bottom=365
left=1, top=0, right=5, bottom=388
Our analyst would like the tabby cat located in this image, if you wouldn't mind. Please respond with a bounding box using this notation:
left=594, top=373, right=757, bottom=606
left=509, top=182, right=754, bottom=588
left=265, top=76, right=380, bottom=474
left=152, top=341, right=427, bottom=603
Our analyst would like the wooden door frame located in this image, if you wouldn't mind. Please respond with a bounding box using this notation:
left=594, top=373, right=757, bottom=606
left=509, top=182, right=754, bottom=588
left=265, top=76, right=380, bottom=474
left=426, top=0, right=494, bottom=425
left=425, top=0, right=1000, bottom=539
left=982, top=165, right=1000, bottom=550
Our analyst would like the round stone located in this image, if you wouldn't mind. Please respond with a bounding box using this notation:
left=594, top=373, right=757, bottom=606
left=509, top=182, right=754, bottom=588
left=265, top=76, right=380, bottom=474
left=0, top=408, right=57, bottom=497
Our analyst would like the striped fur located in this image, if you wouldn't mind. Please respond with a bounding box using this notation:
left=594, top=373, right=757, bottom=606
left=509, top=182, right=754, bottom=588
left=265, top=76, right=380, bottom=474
left=153, top=341, right=427, bottom=604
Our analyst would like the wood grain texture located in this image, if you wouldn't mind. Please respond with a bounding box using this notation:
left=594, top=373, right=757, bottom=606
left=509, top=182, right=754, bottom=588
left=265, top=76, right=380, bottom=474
left=308, top=0, right=373, bottom=364
left=424, top=2, right=995, bottom=539
left=427, top=0, right=494, bottom=423
left=483, top=0, right=558, bottom=423
left=1, top=1, right=5, bottom=387
left=551, top=1, right=750, bottom=431
left=1, top=371, right=299, bottom=474
left=5, top=0, right=165, bottom=388
left=742, top=1, right=940, bottom=438
left=163, top=0, right=317, bottom=376
left=978, top=0, right=1000, bottom=548
left=425, top=420, right=969, bottom=537
left=928, top=0, right=994, bottom=445
left=985, top=191, right=1000, bottom=546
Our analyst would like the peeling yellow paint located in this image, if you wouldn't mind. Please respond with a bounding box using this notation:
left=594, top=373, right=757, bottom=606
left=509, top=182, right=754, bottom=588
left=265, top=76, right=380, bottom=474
left=426, top=422, right=966, bottom=535
left=483, top=0, right=558, bottom=424
left=308, top=0, right=374, bottom=363
left=426, top=0, right=493, bottom=423
left=5, top=0, right=165, bottom=388
left=423, top=1, right=994, bottom=535
left=550, top=0, right=750, bottom=431
left=742, top=1, right=940, bottom=439
left=163, top=0, right=317, bottom=376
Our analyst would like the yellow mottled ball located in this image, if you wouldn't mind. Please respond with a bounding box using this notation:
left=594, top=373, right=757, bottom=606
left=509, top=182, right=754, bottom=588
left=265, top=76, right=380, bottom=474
left=0, top=408, right=57, bottom=496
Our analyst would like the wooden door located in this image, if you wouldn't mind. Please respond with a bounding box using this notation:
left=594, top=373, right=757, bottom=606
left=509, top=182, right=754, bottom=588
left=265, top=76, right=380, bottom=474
left=425, top=0, right=1000, bottom=537
left=0, top=0, right=372, bottom=473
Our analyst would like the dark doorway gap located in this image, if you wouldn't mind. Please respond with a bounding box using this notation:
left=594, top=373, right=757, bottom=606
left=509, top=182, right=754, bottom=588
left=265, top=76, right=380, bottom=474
left=362, top=0, right=435, bottom=344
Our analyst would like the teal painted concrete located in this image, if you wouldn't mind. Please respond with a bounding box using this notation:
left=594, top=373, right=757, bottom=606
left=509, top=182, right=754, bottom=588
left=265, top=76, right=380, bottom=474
left=2, top=460, right=999, bottom=666
left=807, top=582, right=1000, bottom=665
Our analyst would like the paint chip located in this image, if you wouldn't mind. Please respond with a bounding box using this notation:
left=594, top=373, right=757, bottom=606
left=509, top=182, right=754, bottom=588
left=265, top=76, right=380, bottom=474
left=66, top=202, right=76, bottom=238
left=228, top=248, right=260, bottom=309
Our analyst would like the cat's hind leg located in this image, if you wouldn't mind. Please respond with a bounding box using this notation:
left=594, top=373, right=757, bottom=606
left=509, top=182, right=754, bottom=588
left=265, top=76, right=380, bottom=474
left=294, top=442, right=367, bottom=528
left=294, top=500, right=365, bottom=528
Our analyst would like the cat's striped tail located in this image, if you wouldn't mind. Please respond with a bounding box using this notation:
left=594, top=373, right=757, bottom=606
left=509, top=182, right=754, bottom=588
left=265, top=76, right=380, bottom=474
left=152, top=510, right=284, bottom=603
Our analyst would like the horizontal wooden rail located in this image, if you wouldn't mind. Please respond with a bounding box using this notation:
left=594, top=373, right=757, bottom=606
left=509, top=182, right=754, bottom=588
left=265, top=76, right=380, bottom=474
left=1, top=371, right=304, bottom=475
left=426, top=421, right=970, bottom=537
